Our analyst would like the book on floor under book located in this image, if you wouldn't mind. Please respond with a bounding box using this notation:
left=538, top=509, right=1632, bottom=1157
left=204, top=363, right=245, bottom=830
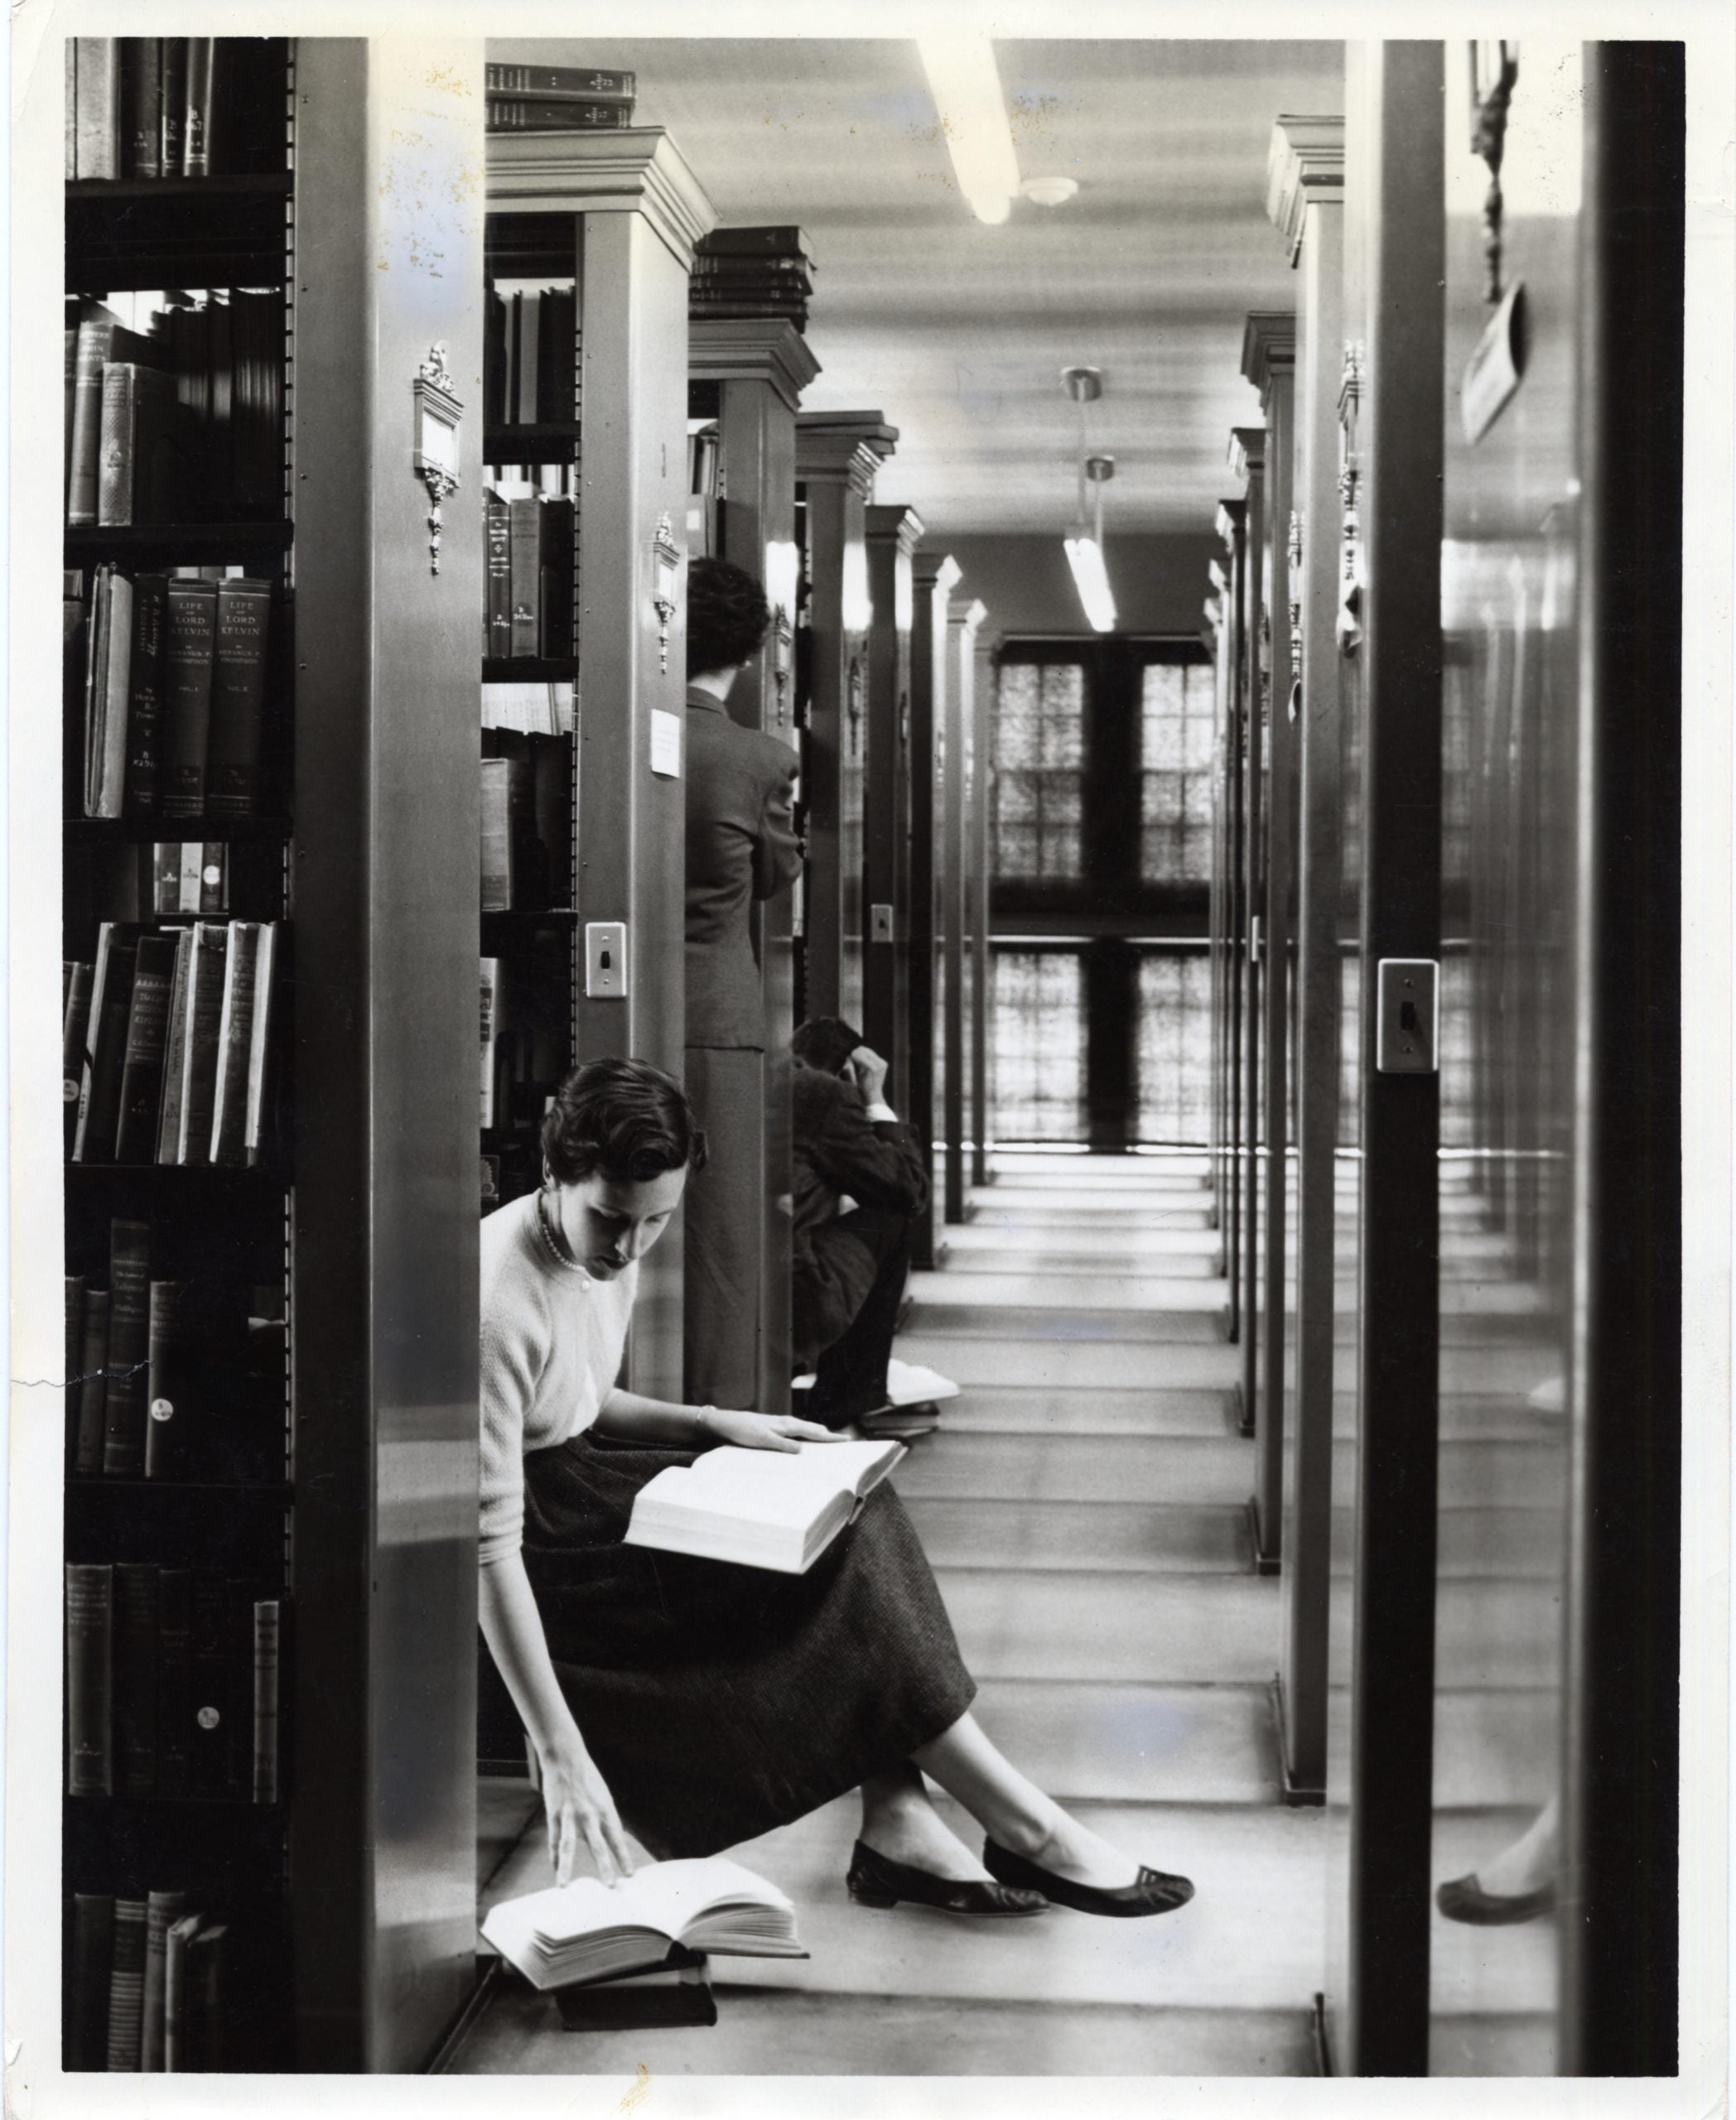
left=552, top=1946, right=717, bottom=2031
left=621, top=1437, right=905, bottom=1573
left=483, top=1857, right=804, bottom=1992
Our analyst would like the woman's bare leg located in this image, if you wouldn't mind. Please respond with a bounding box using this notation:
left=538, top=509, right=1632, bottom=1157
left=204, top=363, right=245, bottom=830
left=857, top=1761, right=992, bottom=1881
left=911, top=1711, right=1146, bottom=1889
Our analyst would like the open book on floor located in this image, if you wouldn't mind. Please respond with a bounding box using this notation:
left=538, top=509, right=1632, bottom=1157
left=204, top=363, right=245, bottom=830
left=621, top=1437, right=905, bottom=1573
left=482, top=1857, right=805, bottom=1991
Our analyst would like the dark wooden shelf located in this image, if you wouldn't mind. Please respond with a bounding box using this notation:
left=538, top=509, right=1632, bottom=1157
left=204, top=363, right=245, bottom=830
left=67, top=1477, right=292, bottom=1501
left=67, top=172, right=294, bottom=292
left=67, top=1791, right=287, bottom=1814
left=481, top=657, right=578, bottom=684
left=483, top=424, right=580, bottom=465
left=65, top=1160, right=285, bottom=1186
left=65, top=521, right=293, bottom=565
left=65, top=814, right=292, bottom=845
left=481, top=908, right=577, bottom=924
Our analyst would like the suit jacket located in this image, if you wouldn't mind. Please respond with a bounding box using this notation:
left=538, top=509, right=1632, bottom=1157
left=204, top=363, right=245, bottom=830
left=791, top=1064, right=928, bottom=1284
left=684, top=687, right=801, bottom=1048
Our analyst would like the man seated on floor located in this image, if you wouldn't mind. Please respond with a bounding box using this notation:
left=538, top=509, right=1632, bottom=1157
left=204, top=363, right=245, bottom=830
left=790, top=1016, right=958, bottom=1438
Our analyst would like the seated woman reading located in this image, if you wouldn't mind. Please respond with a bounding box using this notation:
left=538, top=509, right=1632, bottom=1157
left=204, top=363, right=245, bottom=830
left=480, top=1056, right=1195, bottom=1920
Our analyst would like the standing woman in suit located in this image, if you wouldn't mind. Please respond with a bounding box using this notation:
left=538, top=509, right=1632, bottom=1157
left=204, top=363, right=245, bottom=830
left=681, top=556, right=801, bottom=1410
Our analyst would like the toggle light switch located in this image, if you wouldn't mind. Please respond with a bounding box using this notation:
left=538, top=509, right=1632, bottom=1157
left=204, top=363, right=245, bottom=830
left=1375, top=958, right=1439, bottom=1073
left=870, top=903, right=895, bottom=943
left=585, top=922, right=629, bottom=1000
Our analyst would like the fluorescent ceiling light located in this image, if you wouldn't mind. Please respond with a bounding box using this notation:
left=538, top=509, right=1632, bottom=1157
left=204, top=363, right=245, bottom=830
left=1064, top=535, right=1117, bottom=633
left=918, top=35, right=1020, bottom=224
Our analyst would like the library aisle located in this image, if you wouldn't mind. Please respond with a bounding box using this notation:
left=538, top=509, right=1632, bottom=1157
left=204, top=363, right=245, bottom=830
left=452, top=1152, right=1324, bottom=2076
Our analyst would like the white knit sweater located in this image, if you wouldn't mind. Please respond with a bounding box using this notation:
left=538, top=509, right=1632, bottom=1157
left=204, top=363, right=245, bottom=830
left=478, top=1190, right=638, bottom=1566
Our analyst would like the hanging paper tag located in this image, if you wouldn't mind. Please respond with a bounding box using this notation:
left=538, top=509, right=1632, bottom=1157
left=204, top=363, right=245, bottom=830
left=649, top=708, right=682, bottom=778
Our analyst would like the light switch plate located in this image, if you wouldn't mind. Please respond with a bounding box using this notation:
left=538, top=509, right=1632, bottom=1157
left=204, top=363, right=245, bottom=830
left=1375, top=958, right=1439, bottom=1073
left=585, top=922, right=629, bottom=1000
left=870, top=903, right=894, bottom=943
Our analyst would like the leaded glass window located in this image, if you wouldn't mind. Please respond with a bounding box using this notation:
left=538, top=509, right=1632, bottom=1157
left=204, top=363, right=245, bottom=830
left=989, top=948, right=1087, bottom=1141
left=1139, top=661, right=1214, bottom=883
left=1136, top=950, right=1213, bottom=1143
left=992, top=661, right=1084, bottom=882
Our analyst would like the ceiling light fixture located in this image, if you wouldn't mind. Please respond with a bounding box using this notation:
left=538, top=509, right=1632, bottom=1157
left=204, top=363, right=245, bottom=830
left=1061, top=369, right=1117, bottom=632
left=917, top=34, right=1020, bottom=225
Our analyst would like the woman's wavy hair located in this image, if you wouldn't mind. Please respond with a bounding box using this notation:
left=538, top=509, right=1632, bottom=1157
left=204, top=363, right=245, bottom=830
left=542, top=1058, right=708, bottom=1187
left=686, top=555, right=771, bottom=678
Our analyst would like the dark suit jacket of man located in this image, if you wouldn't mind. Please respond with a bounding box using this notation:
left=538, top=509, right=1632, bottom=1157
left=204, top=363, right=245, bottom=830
left=684, top=687, right=802, bottom=1048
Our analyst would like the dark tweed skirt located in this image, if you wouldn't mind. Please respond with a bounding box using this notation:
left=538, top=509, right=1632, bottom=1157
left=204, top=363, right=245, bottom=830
left=519, top=1431, right=977, bottom=1859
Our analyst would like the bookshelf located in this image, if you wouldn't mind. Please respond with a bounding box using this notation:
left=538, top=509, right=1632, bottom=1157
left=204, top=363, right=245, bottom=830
left=63, top=37, right=487, bottom=2072
left=793, top=413, right=898, bottom=1029
left=908, top=552, right=962, bottom=1269
left=485, top=124, right=717, bottom=1403
left=689, top=306, right=821, bottom=1419
left=863, top=505, right=924, bottom=1151
left=943, top=596, right=988, bottom=1226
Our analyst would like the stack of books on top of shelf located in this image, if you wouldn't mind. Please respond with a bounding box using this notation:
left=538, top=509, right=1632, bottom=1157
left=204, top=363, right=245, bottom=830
left=481, top=678, right=575, bottom=736
left=66, top=918, right=279, bottom=1169
left=480, top=732, right=572, bottom=913
left=67, top=568, right=274, bottom=822
left=66, top=37, right=283, bottom=183
left=484, top=287, right=578, bottom=429
left=67, top=292, right=283, bottom=527
left=65, top=1222, right=282, bottom=1484
left=484, top=491, right=575, bottom=662
left=690, top=228, right=817, bottom=334
left=65, top=1564, right=283, bottom=1802
left=485, top=62, right=635, bottom=135
left=69, top=1889, right=238, bottom=2072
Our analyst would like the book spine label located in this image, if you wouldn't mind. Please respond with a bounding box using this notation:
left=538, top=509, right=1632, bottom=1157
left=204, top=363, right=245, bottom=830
left=487, top=99, right=632, bottom=130
left=75, top=1289, right=111, bottom=1477
left=252, top=1600, right=280, bottom=1801
left=200, top=841, right=228, bottom=914
left=75, top=38, right=120, bottom=183
left=101, top=1217, right=152, bottom=1477
left=96, top=362, right=137, bottom=528
left=205, top=580, right=271, bottom=818
left=113, top=937, right=176, bottom=1163
left=485, top=63, right=635, bottom=99
left=65, top=1564, right=113, bottom=1796
left=123, top=575, right=169, bottom=812
left=111, top=1564, right=160, bottom=1798
left=154, top=1567, right=193, bottom=1795
left=106, top=1899, right=147, bottom=2071
left=162, top=581, right=217, bottom=818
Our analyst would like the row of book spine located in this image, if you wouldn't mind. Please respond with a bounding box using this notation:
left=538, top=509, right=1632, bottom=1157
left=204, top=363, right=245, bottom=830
left=480, top=732, right=573, bottom=913
left=484, top=287, right=579, bottom=430
left=480, top=949, right=570, bottom=1135
left=484, top=60, right=636, bottom=135
left=67, top=293, right=282, bottom=528
left=66, top=39, right=217, bottom=182
left=70, top=1890, right=237, bottom=2072
left=484, top=494, right=575, bottom=661
left=480, top=678, right=575, bottom=735
left=70, top=568, right=274, bottom=822
left=65, top=1564, right=283, bottom=1804
left=66, top=920, right=279, bottom=1168
left=689, top=227, right=817, bottom=331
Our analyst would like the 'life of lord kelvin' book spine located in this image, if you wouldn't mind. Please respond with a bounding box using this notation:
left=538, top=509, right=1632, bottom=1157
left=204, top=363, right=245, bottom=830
left=113, top=934, right=178, bottom=1164
left=102, top=1218, right=152, bottom=1477
left=162, top=577, right=219, bottom=820
left=65, top=1564, right=114, bottom=1795
left=75, top=1289, right=111, bottom=1477
left=112, top=1563, right=161, bottom=1797
left=205, top=577, right=271, bottom=819
left=145, top=1283, right=195, bottom=1481
left=106, top=1897, right=147, bottom=2071
left=123, top=573, right=169, bottom=814
left=70, top=1894, right=116, bottom=2069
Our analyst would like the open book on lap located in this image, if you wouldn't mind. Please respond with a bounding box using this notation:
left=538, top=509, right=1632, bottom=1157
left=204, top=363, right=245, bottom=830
left=621, top=1437, right=906, bottom=1573
left=482, top=1857, right=806, bottom=1991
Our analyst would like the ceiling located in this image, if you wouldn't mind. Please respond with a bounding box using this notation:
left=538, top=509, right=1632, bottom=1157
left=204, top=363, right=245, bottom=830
left=488, top=38, right=1344, bottom=538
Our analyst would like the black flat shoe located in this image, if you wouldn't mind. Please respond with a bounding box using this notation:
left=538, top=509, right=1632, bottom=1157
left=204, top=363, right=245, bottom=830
left=1435, top=1873, right=1556, bottom=1925
left=983, top=1838, right=1194, bottom=1918
left=846, top=1840, right=1047, bottom=1917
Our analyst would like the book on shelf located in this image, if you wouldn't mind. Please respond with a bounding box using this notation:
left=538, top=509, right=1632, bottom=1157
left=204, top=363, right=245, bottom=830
left=123, top=574, right=170, bottom=812
left=162, top=576, right=218, bottom=817
left=70, top=1895, right=116, bottom=2069
left=64, top=961, right=95, bottom=1154
left=485, top=63, right=636, bottom=102
left=697, top=224, right=816, bottom=262
left=251, top=1598, right=281, bottom=1803
left=68, top=303, right=126, bottom=527
left=156, top=1568, right=193, bottom=1794
left=242, top=919, right=278, bottom=1167
left=486, top=99, right=634, bottom=132
left=113, top=936, right=178, bottom=1163
left=552, top=1947, right=717, bottom=2031
left=162, top=919, right=228, bottom=1165
left=484, top=287, right=578, bottom=428
left=482, top=1857, right=803, bottom=1992
left=73, top=922, right=140, bottom=1161
left=65, top=1271, right=87, bottom=1452
left=73, top=1289, right=111, bottom=1477
left=480, top=679, right=575, bottom=736
left=140, top=1888, right=186, bottom=2071
left=65, top=1564, right=115, bottom=1795
left=622, top=1437, right=907, bottom=1573
left=71, top=40, right=122, bottom=183
left=66, top=38, right=273, bottom=183
left=188, top=1571, right=232, bottom=1796
left=65, top=569, right=88, bottom=812
left=480, top=958, right=502, bottom=1129
left=206, top=919, right=277, bottom=1166
left=112, top=1560, right=161, bottom=1795
left=105, top=1897, right=147, bottom=2070
left=485, top=496, right=512, bottom=656
left=83, top=565, right=133, bottom=819
left=101, top=1218, right=152, bottom=1477
left=97, top=363, right=185, bottom=527
left=144, top=1281, right=195, bottom=1481
left=153, top=841, right=229, bottom=915
left=480, top=730, right=570, bottom=912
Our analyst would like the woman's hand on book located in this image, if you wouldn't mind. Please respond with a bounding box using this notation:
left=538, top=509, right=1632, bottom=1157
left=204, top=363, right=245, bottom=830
left=541, top=1734, right=635, bottom=1887
left=697, top=1408, right=846, bottom=1453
